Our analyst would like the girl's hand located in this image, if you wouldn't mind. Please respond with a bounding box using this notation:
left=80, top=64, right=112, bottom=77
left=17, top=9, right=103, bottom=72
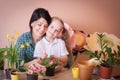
left=55, top=65, right=64, bottom=72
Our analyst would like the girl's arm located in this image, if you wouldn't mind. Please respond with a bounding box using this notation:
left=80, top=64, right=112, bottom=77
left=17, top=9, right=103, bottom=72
left=55, top=55, right=68, bottom=72
left=57, top=55, right=68, bottom=66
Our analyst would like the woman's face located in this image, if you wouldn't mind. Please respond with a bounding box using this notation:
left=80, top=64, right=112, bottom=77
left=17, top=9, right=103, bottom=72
left=31, top=18, right=48, bottom=38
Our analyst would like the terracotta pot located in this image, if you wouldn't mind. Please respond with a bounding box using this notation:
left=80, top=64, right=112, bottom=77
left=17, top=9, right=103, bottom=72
left=27, top=74, right=38, bottom=80
left=99, top=65, right=112, bottom=79
left=78, top=60, right=95, bottom=80
left=11, top=72, right=20, bottom=80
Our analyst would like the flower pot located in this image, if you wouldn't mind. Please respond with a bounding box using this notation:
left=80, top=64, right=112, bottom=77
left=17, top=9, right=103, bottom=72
left=46, top=67, right=55, bottom=76
left=5, top=68, right=11, bottom=79
left=72, top=67, right=79, bottom=78
left=27, top=74, right=38, bottom=80
left=99, top=65, right=112, bottom=79
left=78, top=60, right=95, bottom=80
left=11, top=71, right=20, bottom=80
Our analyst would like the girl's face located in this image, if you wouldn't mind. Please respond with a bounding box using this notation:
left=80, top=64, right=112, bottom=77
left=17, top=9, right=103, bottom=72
left=46, top=20, right=63, bottom=40
left=31, top=17, right=48, bottom=38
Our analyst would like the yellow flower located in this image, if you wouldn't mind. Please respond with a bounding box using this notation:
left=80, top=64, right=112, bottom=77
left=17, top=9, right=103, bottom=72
left=26, top=42, right=30, bottom=46
left=20, top=44, right=25, bottom=48
left=6, top=34, right=11, bottom=39
left=15, top=31, right=19, bottom=35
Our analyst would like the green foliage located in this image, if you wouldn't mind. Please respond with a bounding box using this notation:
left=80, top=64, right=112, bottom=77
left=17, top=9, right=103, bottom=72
left=0, top=44, right=18, bottom=69
left=0, top=32, right=30, bottom=70
left=84, top=33, right=120, bottom=67
left=0, top=32, right=19, bottom=69
left=43, top=55, right=58, bottom=69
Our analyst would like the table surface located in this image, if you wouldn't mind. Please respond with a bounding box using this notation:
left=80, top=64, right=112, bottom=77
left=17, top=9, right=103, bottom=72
left=0, top=69, right=98, bottom=80
left=0, top=69, right=119, bottom=80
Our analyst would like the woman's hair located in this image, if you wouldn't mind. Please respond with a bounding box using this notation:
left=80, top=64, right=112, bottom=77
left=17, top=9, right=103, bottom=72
left=29, top=8, right=51, bottom=33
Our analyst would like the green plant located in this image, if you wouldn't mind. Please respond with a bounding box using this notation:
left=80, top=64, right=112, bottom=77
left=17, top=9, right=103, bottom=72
left=43, top=55, right=59, bottom=69
left=84, top=32, right=120, bottom=67
left=0, top=31, right=30, bottom=69
left=0, top=32, right=19, bottom=69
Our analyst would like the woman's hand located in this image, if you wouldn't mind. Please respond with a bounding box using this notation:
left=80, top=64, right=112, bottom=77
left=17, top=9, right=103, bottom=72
left=24, top=58, right=42, bottom=68
left=28, top=62, right=42, bottom=70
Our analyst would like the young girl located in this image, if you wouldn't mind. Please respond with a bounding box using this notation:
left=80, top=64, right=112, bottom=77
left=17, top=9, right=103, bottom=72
left=34, top=17, right=69, bottom=72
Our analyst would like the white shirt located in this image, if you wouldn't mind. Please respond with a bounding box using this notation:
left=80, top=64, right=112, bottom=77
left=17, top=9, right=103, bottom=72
left=34, top=37, right=69, bottom=58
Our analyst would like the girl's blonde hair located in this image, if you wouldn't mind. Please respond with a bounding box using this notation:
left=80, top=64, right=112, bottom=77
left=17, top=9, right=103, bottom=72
left=51, top=17, right=64, bottom=29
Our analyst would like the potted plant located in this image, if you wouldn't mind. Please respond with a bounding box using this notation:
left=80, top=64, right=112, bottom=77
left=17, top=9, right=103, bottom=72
left=26, top=64, right=47, bottom=80
left=0, top=31, right=20, bottom=79
left=0, top=31, right=30, bottom=79
left=43, top=55, right=59, bottom=76
left=84, top=32, right=120, bottom=79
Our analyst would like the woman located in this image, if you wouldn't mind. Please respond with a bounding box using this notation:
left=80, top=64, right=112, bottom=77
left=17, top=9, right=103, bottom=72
left=16, top=8, right=51, bottom=71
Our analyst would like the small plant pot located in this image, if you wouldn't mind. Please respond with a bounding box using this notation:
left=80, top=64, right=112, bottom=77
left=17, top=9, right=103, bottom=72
left=27, top=74, right=38, bottom=80
left=46, top=67, right=55, bottom=76
left=99, top=65, right=112, bottom=79
left=11, top=71, right=20, bottom=80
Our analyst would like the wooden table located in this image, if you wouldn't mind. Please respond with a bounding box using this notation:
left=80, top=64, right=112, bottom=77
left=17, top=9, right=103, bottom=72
left=1, top=69, right=119, bottom=80
left=20, top=69, right=99, bottom=80
left=0, top=69, right=98, bottom=80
